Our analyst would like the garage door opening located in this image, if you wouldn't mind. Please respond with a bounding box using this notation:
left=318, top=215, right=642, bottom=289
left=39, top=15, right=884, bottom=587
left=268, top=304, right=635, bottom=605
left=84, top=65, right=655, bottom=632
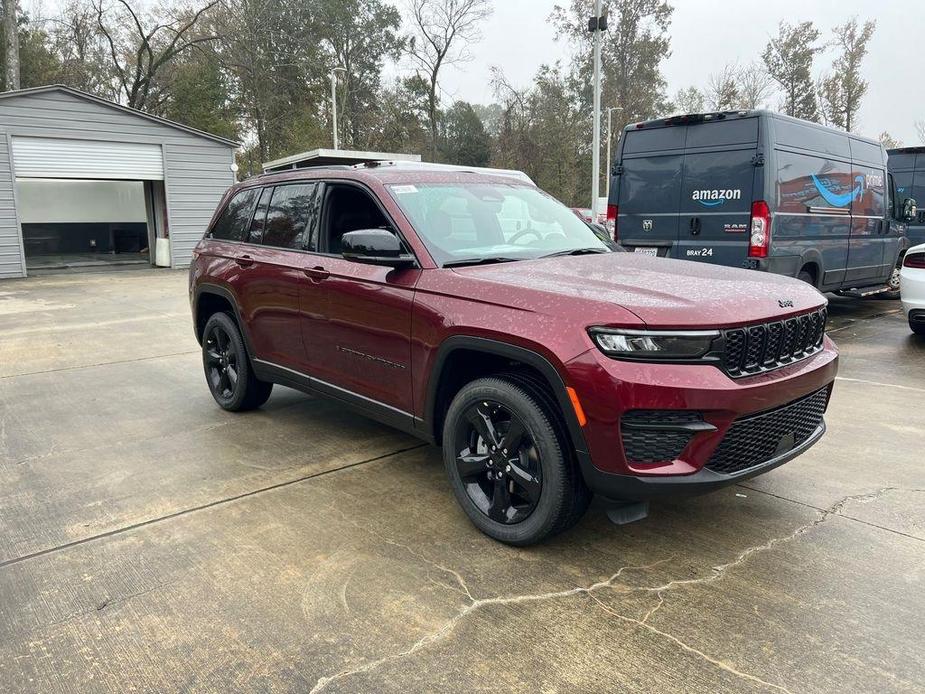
left=17, top=178, right=166, bottom=272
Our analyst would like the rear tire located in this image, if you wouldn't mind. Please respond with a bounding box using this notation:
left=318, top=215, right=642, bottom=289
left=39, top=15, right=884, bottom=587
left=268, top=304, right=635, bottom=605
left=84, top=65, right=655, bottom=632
left=442, top=376, right=589, bottom=546
left=202, top=312, right=273, bottom=411
left=911, top=318, right=925, bottom=336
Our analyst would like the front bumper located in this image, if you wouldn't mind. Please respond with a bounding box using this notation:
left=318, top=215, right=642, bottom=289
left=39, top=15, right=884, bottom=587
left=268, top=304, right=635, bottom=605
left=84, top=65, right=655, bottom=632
left=565, top=338, right=838, bottom=500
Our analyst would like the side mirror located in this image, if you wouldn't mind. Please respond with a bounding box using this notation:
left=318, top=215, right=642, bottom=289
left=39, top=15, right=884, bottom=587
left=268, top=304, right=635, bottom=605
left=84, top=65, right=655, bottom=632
left=341, top=228, right=416, bottom=267
left=902, top=197, right=918, bottom=222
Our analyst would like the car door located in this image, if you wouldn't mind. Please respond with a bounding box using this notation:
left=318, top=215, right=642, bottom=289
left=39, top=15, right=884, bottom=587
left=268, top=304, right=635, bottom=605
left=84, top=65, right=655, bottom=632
left=847, top=165, right=888, bottom=284
left=300, top=182, right=419, bottom=414
left=236, top=182, right=322, bottom=373
left=613, top=127, right=684, bottom=256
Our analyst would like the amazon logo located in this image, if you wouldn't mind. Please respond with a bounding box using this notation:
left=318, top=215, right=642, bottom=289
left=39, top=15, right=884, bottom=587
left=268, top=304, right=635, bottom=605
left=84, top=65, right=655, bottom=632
left=691, top=188, right=742, bottom=207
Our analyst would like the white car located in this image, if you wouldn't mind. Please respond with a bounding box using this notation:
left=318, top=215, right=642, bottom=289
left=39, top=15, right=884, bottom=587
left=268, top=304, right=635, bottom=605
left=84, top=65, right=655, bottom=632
left=900, top=243, right=925, bottom=335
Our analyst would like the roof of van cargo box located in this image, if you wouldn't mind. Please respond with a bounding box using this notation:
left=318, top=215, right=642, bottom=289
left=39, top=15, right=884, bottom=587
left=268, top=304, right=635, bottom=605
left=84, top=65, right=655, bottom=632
left=625, top=110, right=881, bottom=147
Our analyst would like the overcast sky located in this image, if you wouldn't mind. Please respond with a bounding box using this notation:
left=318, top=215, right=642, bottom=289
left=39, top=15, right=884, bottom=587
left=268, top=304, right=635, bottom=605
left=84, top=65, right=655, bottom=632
left=432, top=0, right=923, bottom=145
left=24, top=0, right=922, bottom=144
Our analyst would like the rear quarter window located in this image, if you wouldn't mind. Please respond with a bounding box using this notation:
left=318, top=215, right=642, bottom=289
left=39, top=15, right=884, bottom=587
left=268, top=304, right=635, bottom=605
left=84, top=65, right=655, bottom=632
left=209, top=188, right=259, bottom=242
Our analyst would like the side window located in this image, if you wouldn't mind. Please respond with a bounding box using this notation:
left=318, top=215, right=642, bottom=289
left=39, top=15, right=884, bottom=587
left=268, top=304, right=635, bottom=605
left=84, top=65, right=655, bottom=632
left=263, top=183, right=319, bottom=250
left=247, top=187, right=273, bottom=244
left=322, top=185, right=391, bottom=254
left=851, top=167, right=885, bottom=217
left=776, top=151, right=853, bottom=212
left=209, top=188, right=259, bottom=241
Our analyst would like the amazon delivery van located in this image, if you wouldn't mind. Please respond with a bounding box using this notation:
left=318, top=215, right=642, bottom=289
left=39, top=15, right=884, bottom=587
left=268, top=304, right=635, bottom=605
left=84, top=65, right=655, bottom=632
left=607, top=111, right=917, bottom=296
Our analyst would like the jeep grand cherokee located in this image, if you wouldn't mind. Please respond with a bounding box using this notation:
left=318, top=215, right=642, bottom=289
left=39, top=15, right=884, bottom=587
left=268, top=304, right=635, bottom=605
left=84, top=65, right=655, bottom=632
left=189, top=163, right=838, bottom=545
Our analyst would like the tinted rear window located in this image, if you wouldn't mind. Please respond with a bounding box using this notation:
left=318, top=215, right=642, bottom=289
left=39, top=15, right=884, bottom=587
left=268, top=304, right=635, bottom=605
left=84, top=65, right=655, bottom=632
left=685, top=119, right=758, bottom=148
left=263, top=183, right=318, bottom=250
left=888, top=152, right=916, bottom=171
left=622, top=127, right=685, bottom=154
left=210, top=188, right=259, bottom=242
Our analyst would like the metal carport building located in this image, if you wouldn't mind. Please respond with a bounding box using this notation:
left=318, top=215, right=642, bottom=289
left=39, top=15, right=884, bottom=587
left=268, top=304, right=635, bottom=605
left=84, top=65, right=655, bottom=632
left=0, top=85, right=238, bottom=278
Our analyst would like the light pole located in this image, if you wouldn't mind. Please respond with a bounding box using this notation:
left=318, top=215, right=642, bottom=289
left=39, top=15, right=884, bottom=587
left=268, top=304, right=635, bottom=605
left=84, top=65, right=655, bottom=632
left=588, top=1, right=608, bottom=219
left=605, top=106, right=623, bottom=201
left=330, top=67, right=347, bottom=150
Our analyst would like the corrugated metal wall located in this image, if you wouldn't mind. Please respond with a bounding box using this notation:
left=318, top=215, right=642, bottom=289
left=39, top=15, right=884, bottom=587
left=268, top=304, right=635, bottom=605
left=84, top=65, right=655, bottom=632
left=0, top=134, right=24, bottom=279
left=0, top=89, right=236, bottom=278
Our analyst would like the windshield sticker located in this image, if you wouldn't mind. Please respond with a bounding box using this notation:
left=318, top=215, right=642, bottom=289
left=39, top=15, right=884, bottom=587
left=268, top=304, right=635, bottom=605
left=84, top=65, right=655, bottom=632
left=391, top=185, right=419, bottom=194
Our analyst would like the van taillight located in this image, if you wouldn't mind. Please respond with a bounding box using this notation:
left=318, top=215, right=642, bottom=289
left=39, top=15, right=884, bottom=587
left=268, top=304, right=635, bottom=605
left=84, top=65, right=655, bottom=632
left=904, top=252, right=925, bottom=269
left=748, top=201, right=771, bottom=258
left=606, top=204, right=618, bottom=240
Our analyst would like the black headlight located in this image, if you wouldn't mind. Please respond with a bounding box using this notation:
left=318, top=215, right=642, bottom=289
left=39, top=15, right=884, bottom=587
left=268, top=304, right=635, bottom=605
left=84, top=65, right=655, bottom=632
left=590, top=328, right=720, bottom=360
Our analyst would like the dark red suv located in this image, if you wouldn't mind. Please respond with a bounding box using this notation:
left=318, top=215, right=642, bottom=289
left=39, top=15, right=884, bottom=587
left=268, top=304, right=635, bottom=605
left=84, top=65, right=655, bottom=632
left=189, top=163, right=838, bottom=545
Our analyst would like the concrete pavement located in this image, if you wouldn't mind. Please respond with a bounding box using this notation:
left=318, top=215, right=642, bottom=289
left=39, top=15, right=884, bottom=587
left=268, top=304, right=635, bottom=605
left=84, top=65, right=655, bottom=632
left=1, top=269, right=922, bottom=693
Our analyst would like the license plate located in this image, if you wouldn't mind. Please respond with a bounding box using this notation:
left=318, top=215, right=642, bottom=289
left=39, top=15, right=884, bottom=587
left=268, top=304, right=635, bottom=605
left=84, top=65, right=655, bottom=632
left=634, top=247, right=658, bottom=256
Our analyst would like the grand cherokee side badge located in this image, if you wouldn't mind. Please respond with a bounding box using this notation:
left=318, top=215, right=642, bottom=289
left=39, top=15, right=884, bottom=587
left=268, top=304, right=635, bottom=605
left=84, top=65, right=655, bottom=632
left=778, top=299, right=794, bottom=308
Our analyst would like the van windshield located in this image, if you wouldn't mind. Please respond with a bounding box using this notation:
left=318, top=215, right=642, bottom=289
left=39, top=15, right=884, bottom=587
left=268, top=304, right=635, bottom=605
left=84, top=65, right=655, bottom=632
left=387, top=182, right=609, bottom=266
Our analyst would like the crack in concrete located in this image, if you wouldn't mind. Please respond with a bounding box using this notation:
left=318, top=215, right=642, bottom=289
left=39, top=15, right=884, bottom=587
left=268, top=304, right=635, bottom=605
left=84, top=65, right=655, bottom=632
left=308, top=559, right=669, bottom=694
left=588, top=593, right=795, bottom=694
left=309, top=487, right=902, bottom=693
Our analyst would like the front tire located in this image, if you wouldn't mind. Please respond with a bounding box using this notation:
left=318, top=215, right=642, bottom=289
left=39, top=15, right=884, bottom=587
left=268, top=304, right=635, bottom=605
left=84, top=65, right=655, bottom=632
left=202, top=312, right=273, bottom=411
left=442, top=377, right=589, bottom=545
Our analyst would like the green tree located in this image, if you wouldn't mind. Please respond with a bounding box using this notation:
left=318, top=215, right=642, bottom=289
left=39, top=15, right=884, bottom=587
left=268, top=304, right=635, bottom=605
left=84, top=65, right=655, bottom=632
left=440, top=100, right=491, bottom=166
left=763, top=21, right=821, bottom=122
left=406, top=0, right=493, bottom=161
left=317, top=0, right=404, bottom=150
left=550, top=0, right=673, bottom=196
left=818, top=17, right=875, bottom=131
left=157, top=48, right=238, bottom=141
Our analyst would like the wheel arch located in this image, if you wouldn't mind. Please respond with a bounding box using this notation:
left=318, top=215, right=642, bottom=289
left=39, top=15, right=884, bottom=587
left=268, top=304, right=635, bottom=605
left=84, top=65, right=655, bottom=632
left=194, top=284, right=254, bottom=355
left=798, top=250, right=824, bottom=287
left=422, top=337, right=589, bottom=457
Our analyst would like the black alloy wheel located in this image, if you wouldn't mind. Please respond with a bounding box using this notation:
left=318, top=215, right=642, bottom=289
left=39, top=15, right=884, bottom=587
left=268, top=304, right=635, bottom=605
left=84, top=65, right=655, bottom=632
left=442, top=376, right=591, bottom=545
left=454, top=400, right=542, bottom=524
left=205, top=322, right=239, bottom=400
left=201, top=312, right=273, bottom=411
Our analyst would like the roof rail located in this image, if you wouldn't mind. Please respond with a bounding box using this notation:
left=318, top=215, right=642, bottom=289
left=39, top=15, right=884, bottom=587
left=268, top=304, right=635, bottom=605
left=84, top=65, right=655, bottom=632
left=356, top=160, right=535, bottom=185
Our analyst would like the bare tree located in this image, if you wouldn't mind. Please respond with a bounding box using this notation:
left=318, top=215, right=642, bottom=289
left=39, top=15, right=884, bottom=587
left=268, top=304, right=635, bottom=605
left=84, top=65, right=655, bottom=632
left=2, top=0, right=20, bottom=90
left=673, top=85, right=704, bottom=114
left=706, top=64, right=739, bottom=111
left=878, top=131, right=901, bottom=149
left=817, top=17, right=875, bottom=132
left=736, top=62, right=773, bottom=109
left=93, top=0, right=219, bottom=111
left=406, top=0, right=492, bottom=160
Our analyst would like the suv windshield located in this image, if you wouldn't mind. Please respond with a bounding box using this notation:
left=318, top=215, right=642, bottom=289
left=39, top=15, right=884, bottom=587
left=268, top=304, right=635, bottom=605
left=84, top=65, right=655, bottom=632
left=387, top=182, right=609, bottom=266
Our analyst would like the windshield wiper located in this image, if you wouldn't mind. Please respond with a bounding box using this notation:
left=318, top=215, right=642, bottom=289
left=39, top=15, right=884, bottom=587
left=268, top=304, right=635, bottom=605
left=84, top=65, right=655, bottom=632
left=539, top=247, right=611, bottom=259
left=442, top=256, right=522, bottom=268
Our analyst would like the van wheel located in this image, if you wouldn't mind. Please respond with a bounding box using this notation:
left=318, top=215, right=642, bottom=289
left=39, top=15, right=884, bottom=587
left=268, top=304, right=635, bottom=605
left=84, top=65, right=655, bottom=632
left=202, top=312, right=273, bottom=411
left=877, top=265, right=902, bottom=300
left=442, top=377, right=589, bottom=545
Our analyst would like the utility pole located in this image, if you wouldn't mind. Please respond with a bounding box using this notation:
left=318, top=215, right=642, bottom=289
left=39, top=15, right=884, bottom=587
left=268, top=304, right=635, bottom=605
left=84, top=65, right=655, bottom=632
left=330, top=67, right=346, bottom=149
left=3, top=0, right=20, bottom=91
left=605, top=106, right=623, bottom=200
left=588, top=1, right=608, bottom=219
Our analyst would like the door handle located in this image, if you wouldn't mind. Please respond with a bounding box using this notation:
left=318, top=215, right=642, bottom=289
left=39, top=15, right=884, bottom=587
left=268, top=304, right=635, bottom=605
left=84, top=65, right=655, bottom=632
left=303, top=266, right=330, bottom=281
left=235, top=254, right=255, bottom=268
left=689, top=217, right=701, bottom=236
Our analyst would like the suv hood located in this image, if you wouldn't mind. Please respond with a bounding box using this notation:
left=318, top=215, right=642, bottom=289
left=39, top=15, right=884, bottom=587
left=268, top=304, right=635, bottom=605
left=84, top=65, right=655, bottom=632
left=452, top=254, right=826, bottom=328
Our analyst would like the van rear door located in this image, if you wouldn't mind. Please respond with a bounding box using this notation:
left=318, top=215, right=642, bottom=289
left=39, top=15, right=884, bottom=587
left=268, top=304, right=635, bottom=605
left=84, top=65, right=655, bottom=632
left=613, top=126, right=684, bottom=255
left=677, top=119, right=759, bottom=266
